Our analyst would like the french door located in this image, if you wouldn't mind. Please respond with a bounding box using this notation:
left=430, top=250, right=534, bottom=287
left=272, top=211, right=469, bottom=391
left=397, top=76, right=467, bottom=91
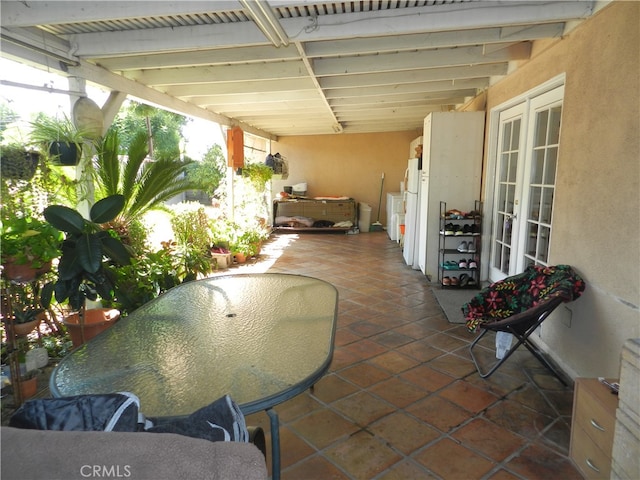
left=488, top=84, right=564, bottom=281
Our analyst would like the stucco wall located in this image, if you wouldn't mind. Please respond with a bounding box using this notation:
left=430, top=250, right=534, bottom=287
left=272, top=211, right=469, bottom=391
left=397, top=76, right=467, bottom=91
left=271, top=130, right=418, bottom=226
left=264, top=1, right=638, bottom=378
left=482, top=0, right=640, bottom=377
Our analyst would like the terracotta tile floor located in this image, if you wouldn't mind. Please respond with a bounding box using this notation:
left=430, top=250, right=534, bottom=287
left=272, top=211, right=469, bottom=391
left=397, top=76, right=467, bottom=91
left=240, top=231, right=581, bottom=480
left=3, top=231, right=581, bottom=479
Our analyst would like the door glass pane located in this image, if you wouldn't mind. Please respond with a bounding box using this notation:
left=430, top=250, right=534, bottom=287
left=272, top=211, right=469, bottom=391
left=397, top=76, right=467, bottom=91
left=508, top=153, right=518, bottom=182
left=529, top=187, right=541, bottom=221
left=535, top=110, right=549, bottom=146
left=545, top=147, right=558, bottom=184
left=531, top=149, right=545, bottom=184
left=502, top=123, right=512, bottom=150
left=541, top=187, right=554, bottom=224
left=500, top=153, right=509, bottom=182
left=548, top=106, right=562, bottom=144
left=506, top=184, right=515, bottom=214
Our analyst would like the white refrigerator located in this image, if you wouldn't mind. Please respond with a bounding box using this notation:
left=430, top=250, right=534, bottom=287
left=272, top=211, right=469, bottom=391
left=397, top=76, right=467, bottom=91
left=402, top=158, right=421, bottom=268
left=416, top=111, right=485, bottom=279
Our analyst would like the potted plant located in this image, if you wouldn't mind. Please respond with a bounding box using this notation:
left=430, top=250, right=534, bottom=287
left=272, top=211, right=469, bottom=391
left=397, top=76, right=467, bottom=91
left=29, top=114, right=91, bottom=166
left=241, top=162, right=273, bottom=192
left=41, top=194, right=132, bottom=346
left=18, top=369, right=38, bottom=400
left=7, top=305, right=46, bottom=337
left=0, top=144, right=41, bottom=180
left=1, top=215, right=63, bottom=282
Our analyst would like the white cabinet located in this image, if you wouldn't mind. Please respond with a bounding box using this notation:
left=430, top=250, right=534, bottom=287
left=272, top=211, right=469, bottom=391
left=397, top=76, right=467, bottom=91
left=417, top=112, right=484, bottom=280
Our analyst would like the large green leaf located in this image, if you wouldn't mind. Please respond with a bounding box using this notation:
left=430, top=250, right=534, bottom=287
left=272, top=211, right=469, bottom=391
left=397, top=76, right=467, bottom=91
left=57, top=242, right=85, bottom=281
left=90, top=194, right=125, bottom=224
left=76, top=232, right=103, bottom=273
left=95, top=129, right=122, bottom=197
left=99, top=232, right=132, bottom=266
left=43, top=205, right=85, bottom=234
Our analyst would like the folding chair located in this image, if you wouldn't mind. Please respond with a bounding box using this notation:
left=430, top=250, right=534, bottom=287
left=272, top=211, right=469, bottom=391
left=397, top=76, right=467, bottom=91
left=462, top=265, right=585, bottom=385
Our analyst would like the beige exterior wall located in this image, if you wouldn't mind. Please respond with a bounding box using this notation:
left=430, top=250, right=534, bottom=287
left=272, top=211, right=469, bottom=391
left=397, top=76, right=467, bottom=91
left=480, top=0, right=639, bottom=378
left=271, top=130, right=419, bottom=224
left=266, top=1, right=638, bottom=378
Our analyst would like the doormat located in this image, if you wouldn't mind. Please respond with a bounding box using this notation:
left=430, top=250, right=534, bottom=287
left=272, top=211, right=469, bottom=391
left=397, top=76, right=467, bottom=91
left=432, top=287, right=477, bottom=324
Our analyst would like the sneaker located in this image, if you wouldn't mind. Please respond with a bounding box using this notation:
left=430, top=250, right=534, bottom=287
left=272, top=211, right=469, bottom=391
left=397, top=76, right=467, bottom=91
left=468, top=259, right=478, bottom=269
left=442, top=276, right=451, bottom=286
left=458, top=259, right=468, bottom=269
left=454, top=225, right=464, bottom=236
left=456, top=241, right=468, bottom=253
left=441, top=223, right=455, bottom=235
left=467, top=241, right=476, bottom=253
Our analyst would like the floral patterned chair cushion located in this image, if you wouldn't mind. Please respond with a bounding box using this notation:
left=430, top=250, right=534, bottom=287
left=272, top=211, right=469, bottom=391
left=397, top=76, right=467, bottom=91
left=462, top=264, right=586, bottom=332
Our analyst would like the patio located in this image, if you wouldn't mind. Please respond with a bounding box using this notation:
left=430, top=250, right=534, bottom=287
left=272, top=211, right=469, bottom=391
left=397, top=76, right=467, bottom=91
left=5, top=231, right=582, bottom=479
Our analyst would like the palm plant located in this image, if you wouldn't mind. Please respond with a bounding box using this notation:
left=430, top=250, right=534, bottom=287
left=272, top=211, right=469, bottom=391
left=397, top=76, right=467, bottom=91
left=93, top=128, right=200, bottom=230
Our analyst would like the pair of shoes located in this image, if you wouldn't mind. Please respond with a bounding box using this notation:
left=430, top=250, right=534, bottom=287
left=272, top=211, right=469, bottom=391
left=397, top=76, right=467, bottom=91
left=461, top=224, right=480, bottom=235
left=440, top=223, right=455, bottom=235
left=457, top=241, right=468, bottom=252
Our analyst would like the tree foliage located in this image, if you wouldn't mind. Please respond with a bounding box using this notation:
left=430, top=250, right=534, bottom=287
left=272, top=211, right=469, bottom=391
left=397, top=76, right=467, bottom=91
left=111, top=102, right=187, bottom=161
left=186, top=144, right=226, bottom=197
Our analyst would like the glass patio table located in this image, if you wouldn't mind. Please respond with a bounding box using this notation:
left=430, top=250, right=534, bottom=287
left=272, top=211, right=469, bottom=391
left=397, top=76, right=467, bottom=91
left=50, top=273, right=338, bottom=479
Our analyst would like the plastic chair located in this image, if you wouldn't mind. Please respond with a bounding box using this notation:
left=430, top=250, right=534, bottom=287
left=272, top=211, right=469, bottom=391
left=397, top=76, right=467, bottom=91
left=462, top=265, right=585, bottom=385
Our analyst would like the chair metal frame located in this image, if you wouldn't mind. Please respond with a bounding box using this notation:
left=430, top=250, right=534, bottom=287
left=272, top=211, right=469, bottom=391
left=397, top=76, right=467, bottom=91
left=468, top=295, right=568, bottom=385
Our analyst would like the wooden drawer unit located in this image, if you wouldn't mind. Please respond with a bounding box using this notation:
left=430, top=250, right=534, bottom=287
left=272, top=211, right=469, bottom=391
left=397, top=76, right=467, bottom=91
left=570, top=378, right=619, bottom=479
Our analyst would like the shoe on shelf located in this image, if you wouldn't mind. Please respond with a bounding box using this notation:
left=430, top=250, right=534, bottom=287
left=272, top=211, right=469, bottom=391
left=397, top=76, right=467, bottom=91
left=441, top=223, right=455, bottom=235
left=442, top=276, right=451, bottom=286
left=454, top=225, right=464, bottom=235
left=456, top=241, right=468, bottom=252
left=470, top=224, right=480, bottom=235
left=458, top=259, right=468, bottom=269
left=467, top=241, right=476, bottom=253
left=459, top=273, right=470, bottom=287
left=468, top=259, right=478, bottom=269
left=450, top=276, right=459, bottom=286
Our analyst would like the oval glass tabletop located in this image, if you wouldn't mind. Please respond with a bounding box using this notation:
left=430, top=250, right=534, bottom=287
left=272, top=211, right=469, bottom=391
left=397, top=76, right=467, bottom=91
left=51, top=274, right=338, bottom=418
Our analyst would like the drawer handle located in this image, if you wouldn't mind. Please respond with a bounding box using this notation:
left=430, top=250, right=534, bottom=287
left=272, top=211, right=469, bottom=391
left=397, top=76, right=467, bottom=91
left=590, top=418, right=606, bottom=431
left=586, top=458, right=601, bottom=473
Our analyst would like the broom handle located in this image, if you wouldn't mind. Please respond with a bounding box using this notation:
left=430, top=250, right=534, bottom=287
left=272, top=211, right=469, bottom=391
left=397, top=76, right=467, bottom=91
left=376, top=172, right=385, bottom=222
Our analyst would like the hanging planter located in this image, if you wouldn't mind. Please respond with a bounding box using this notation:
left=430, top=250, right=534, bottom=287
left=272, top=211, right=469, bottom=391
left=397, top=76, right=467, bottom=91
left=29, top=115, right=91, bottom=167
left=0, top=146, right=40, bottom=180
left=49, top=141, right=82, bottom=166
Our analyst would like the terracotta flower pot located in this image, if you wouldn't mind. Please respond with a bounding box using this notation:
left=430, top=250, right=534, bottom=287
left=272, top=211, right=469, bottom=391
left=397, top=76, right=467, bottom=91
left=234, top=252, right=247, bottom=264
left=64, top=308, right=120, bottom=347
left=3, top=260, right=52, bottom=283
left=12, top=318, right=41, bottom=337
left=19, top=376, right=38, bottom=400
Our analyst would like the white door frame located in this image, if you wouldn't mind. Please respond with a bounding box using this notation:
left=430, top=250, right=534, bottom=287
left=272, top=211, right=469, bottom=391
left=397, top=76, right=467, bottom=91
left=481, top=74, right=566, bottom=283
